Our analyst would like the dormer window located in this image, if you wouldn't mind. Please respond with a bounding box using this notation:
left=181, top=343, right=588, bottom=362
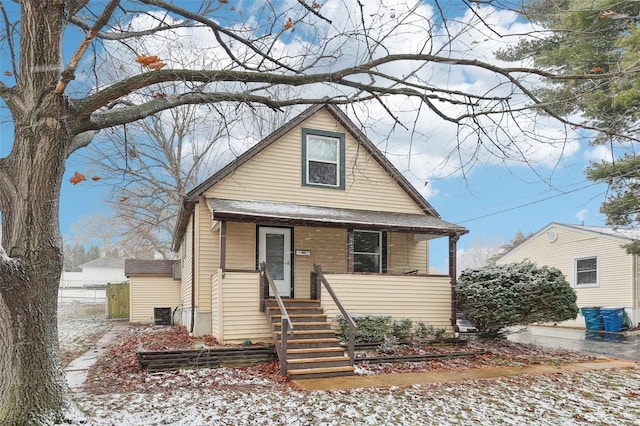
left=302, top=128, right=345, bottom=189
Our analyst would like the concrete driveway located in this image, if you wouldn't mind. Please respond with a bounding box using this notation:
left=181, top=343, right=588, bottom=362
left=507, top=326, right=640, bottom=361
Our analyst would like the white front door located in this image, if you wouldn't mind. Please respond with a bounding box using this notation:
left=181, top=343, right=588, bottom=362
left=258, top=227, right=292, bottom=297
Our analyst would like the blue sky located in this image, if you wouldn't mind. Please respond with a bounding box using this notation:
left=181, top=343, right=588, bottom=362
left=0, top=1, right=614, bottom=270
left=2, top=125, right=606, bottom=272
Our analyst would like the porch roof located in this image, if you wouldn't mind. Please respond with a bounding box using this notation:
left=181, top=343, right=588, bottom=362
left=206, top=198, right=468, bottom=236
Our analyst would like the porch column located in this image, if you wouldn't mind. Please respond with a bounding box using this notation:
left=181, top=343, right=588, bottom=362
left=219, top=220, right=227, bottom=270
left=449, top=233, right=460, bottom=332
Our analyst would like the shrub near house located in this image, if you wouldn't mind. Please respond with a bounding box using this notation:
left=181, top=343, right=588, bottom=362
left=456, top=261, right=579, bottom=337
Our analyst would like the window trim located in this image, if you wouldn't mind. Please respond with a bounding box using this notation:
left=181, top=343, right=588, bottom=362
left=351, top=230, right=387, bottom=273
left=574, top=256, right=599, bottom=288
left=301, top=128, right=345, bottom=189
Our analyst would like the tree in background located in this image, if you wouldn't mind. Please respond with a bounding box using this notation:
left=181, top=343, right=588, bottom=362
left=499, top=0, right=640, bottom=250
left=457, top=235, right=503, bottom=272
left=0, top=1, right=630, bottom=423
left=80, top=100, right=294, bottom=258
left=487, top=229, right=533, bottom=265
left=62, top=244, right=101, bottom=272
left=587, top=155, right=640, bottom=253
left=457, top=261, right=579, bottom=338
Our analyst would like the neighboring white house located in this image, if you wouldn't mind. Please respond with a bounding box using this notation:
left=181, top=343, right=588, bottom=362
left=79, top=257, right=127, bottom=286
left=496, top=223, right=640, bottom=328
left=58, top=257, right=126, bottom=303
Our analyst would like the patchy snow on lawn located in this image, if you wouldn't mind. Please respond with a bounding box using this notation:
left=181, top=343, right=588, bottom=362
left=58, top=321, right=640, bottom=425
left=58, top=300, right=110, bottom=366
left=64, top=365, right=640, bottom=425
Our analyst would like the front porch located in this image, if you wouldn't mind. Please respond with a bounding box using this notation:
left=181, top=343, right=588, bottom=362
left=210, top=267, right=454, bottom=345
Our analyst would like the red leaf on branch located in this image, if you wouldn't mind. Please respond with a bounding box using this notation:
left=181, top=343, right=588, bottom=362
left=283, top=18, right=294, bottom=30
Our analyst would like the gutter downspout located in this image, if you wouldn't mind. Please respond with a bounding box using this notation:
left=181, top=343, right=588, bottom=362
left=634, top=254, right=639, bottom=327
left=190, top=211, right=196, bottom=334
left=449, top=233, right=460, bottom=332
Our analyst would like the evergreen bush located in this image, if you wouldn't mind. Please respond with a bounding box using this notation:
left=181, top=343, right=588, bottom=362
left=456, top=260, right=579, bottom=338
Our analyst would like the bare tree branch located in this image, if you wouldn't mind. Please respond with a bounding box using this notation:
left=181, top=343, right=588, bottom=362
left=140, top=0, right=300, bottom=73
left=0, top=0, right=17, bottom=76
left=54, top=0, right=121, bottom=94
left=67, top=13, right=195, bottom=40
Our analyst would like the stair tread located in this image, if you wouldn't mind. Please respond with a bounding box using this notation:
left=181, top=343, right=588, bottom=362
left=275, top=329, right=334, bottom=335
left=271, top=313, right=327, bottom=318
left=279, top=338, right=341, bottom=344
left=287, top=347, right=345, bottom=354
left=288, top=366, right=354, bottom=375
left=273, top=321, right=329, bottom=326
left=267, top=306, right=322, bottom=311
left=287, top=356, right=349, bottom=364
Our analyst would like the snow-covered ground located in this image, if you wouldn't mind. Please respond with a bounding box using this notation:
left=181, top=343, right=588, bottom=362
left=58, top=300, right=110, bottom=366
left=65, top=366, right=640, bottom=425
left=58, top=303, right=640, bottom=425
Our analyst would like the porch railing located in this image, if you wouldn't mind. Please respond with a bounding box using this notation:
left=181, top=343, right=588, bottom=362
left=312, top=264, right=357, bottom=366
left=259, top=262, right=293, bottom=375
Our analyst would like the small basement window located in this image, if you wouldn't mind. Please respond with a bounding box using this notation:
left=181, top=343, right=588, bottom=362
left=575, top=256, right=598, bottom=287
left=301, top=128, right=345, bottom=189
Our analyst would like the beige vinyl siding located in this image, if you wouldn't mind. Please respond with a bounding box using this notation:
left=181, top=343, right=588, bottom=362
left=129, top=276, right=180, bottom=323
left=498, top=225, right=634, bottom=309
left=179, top=215, right=193, bottom=310
left=225, top=221, right=257, bottom=269
left=293, top=227, right=347, bottom=298
left=211, top=272, right=220, bottom=338
left=321, top=274, right=452, bottom=330
left=387, top=233, right=428, bottom=275
left=204, top=109, right=424, bottom=215
left=196, top=202, right=216, bottom=313
left=217, top=271, right=272, bottom=344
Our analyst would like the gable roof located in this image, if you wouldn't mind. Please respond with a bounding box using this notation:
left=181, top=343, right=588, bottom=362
left=78, top=257, right=125, bottom=270
left=125, top=259, right=175, bottom=276
left=172, top=104, right=456, bottom=251
left=562, top=224, right=640, bottom=241
left=496, top=222, right=640, bottom=263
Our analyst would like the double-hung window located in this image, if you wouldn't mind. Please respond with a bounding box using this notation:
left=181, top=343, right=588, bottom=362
left=575, top=256, right=598, bottom=287
left=302, top=129, right=345, bottom=189
left=353, top=230, right=382, bottom=273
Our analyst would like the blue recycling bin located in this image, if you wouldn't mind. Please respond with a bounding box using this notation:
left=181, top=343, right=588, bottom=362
left=601, top=308, right=625, bottom=332
left=581, top=307, right=603, bottom=331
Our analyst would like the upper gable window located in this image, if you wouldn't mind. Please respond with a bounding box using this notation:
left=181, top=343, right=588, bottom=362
left=302, top=128, right=345, bottom=189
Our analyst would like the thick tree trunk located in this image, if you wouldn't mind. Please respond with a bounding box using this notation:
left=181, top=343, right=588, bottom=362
left=0, top=112, right=78, bottom=423
left=0, top=1, right=80, bottom=423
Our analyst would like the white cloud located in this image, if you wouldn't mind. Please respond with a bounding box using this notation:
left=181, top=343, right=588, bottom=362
left=575, top=208, right=588, bottom=223
left=584, top=145, right=613, bottom=163
left=88, top=2, right=583, bottom=197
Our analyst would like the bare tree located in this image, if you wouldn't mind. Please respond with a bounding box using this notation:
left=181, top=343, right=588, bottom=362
left=457, top=235, right=504, bottom=272
left=0, top=0, right=629, bottom=423
left=78, top=93, right=295, bottom=258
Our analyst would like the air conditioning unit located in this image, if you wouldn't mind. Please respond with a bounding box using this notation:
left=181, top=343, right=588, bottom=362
left=173, top=261, right=181, bottom=280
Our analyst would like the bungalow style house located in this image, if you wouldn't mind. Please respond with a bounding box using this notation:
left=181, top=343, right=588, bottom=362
left=130, top=104, right=467, bottom=378
left=496, top=223, right=640, bottom=329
